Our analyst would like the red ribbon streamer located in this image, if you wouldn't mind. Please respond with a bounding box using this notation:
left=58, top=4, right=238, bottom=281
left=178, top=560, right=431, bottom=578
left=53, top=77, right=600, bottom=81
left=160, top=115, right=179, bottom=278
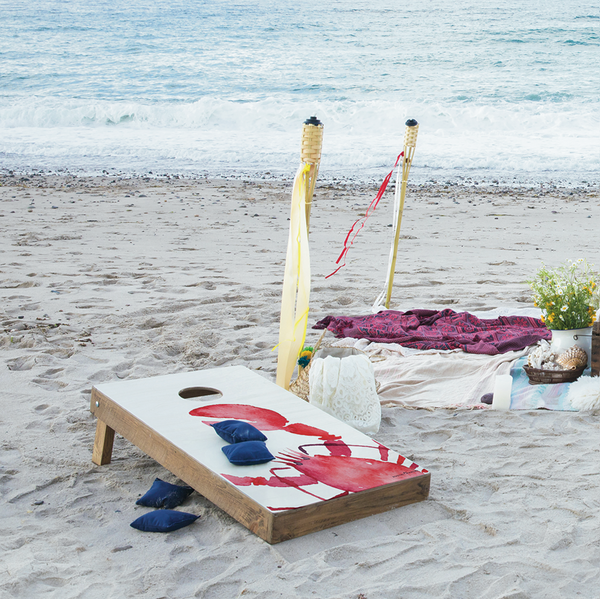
left=326, top=152, right=404, bottom=278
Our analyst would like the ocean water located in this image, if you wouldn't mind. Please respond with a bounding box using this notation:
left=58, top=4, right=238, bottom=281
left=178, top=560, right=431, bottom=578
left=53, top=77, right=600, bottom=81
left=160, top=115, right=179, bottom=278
left=1, top=0, right=599, bottom=184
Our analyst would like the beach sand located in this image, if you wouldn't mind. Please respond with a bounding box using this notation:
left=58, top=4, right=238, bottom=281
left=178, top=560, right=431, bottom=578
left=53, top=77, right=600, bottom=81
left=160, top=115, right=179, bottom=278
left=2, top=172, right=600, bottom=598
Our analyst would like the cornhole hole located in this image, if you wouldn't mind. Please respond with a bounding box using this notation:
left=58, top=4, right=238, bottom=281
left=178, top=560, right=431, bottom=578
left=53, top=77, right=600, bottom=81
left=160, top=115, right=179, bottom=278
left=90, top=366, right=430, bottom=543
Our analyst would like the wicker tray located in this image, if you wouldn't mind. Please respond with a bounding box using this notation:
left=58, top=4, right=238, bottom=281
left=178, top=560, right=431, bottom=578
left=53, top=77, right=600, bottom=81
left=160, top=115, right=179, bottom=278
left=523, top=365, right=585, bottom=385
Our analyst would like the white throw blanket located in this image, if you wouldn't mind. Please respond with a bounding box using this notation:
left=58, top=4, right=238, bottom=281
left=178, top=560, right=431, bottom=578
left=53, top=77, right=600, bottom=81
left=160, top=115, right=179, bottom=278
left=309, top=354, right=381, bottom=434
left=331, top=338, right=528, bottom=409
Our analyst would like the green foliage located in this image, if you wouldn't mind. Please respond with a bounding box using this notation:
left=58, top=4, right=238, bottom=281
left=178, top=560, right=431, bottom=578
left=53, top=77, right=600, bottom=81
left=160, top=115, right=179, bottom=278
left=528, top=259, right=599, bottom=330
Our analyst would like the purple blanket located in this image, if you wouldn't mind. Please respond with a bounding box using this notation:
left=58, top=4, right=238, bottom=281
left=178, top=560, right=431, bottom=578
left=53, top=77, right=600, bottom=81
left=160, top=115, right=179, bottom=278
left=314, top=309, right=551, bottom=355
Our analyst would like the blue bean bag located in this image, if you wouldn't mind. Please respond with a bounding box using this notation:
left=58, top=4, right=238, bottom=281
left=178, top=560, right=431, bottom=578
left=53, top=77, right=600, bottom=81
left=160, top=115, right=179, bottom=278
left=212, top=420, right=267, bottom=444
left=221, top=440, right=275, bottom=465
left=136, top=478, right=194, bottom=509
left=130, top=510, right=199, bottom=533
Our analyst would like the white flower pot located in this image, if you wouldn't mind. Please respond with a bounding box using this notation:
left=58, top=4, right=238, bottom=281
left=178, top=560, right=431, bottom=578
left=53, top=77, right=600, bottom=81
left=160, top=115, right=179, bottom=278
left=550, top=327, right=593, bottom=368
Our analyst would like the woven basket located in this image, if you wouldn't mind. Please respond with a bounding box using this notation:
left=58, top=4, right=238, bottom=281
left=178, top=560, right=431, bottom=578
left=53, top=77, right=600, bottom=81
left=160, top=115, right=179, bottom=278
left=523, top=365, right=585, bottom=386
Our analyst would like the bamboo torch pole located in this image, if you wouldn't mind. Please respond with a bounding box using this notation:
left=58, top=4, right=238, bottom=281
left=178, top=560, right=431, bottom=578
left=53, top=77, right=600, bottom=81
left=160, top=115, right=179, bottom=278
left=300, top=116, right=324, bottom=235
left=275, top=117, right=324, bottom=390
left=384, top=119, right=419, bottom=309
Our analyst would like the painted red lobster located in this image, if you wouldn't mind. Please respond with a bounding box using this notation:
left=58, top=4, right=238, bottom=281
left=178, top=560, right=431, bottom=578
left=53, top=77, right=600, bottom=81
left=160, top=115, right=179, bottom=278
left=189, top=404, right=427, bottom=507
left=223, top=441, right=427, bottom=505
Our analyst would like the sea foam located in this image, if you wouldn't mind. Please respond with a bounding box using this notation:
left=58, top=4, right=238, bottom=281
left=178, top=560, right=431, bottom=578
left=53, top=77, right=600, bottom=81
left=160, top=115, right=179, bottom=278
left=1, top=0, right=599, bottom=184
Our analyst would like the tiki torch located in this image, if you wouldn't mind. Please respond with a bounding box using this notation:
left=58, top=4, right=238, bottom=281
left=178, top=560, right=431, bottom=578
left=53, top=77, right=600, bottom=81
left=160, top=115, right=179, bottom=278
left=276, top=117, right=324, bottom=389
left=383, top=119, right=419, bottom=309
left=300, top=116, right=324, bottom=234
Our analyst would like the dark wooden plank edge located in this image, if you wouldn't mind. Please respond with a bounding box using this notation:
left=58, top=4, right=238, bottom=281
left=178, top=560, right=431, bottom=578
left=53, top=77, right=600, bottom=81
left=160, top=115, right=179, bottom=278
left=269, top=472, right=430, bottom=543
left=592, top=322, right=600, bottom=377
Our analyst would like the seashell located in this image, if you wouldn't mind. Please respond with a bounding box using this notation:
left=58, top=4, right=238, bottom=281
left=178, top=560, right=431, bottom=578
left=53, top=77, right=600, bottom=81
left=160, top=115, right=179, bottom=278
left=556, top=346, right=587, bottom=370
left=527, top=339, right=557, bottom=369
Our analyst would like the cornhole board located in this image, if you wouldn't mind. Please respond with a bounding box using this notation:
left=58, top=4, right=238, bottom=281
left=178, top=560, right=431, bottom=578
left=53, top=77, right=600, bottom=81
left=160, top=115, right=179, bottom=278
left=90, top=366, right=430, bottom=543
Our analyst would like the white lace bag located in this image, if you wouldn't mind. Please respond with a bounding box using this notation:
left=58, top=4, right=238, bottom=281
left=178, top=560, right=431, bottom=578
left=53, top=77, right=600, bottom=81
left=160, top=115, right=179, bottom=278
left=309, top=348, right=381, bottom=435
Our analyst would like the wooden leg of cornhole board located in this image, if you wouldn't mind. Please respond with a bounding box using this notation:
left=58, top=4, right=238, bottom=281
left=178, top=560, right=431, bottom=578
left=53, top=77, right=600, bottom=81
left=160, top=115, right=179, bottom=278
left=92, top=419, right=115, bottom=465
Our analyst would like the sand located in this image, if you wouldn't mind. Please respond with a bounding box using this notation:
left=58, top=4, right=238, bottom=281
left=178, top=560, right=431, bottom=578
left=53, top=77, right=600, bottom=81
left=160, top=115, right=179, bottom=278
left=2, top=171, right=600, bottom=598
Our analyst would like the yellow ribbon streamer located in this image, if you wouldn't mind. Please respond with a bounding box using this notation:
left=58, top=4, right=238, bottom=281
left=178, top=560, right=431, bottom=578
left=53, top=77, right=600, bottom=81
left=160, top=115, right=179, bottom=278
left=276, top=164, right=311, bottom=389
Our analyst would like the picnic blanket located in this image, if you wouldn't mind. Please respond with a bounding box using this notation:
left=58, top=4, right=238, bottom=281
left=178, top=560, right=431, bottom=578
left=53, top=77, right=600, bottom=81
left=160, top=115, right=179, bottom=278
left=509, top=356, right=578, bottom=411
left=314, top=309, right=551, bottom=355
left=329, top=338, right=528, bottom=409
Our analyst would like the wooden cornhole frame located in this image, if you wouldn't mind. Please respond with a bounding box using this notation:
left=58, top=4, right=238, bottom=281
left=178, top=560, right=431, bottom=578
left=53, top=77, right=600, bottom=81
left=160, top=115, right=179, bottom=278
left=90, top=366, right=430, bottom=544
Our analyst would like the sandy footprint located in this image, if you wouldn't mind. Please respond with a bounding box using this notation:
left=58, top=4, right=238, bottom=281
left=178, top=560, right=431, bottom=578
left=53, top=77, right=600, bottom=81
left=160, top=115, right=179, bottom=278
left=6, top=355, right=37, bottom=371
left=31, top=378, right=68, bottom=391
